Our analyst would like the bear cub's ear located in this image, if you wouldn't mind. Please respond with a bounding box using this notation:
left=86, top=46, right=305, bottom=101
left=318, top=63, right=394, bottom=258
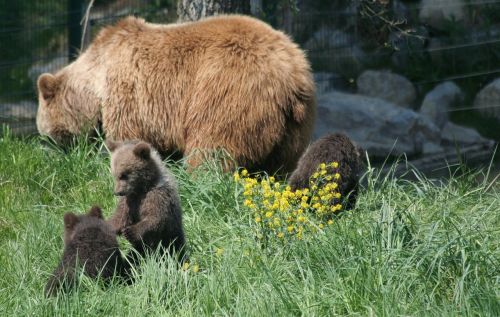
left=87, top=205, right=103, bottom=219
left=105, top=140, right=121, bottom=152
left=133, top=142, right=151, bottom=159
left=63, top=213, right=79, bottom=230
left=37, top=73, right=59, bottom=101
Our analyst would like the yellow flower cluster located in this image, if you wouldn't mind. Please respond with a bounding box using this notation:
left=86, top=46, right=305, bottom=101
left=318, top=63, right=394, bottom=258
left=234, top=162, right=342, bottom=244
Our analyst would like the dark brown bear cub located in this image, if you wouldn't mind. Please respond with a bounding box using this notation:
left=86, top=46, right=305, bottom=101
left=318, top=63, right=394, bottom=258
left=45, top=206, right=126, bottom=297
left=106, top=140, right=186, bottom=262
left=288, top=133, right=362, bottom=210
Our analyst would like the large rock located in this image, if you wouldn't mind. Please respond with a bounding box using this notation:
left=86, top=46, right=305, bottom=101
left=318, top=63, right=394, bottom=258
left=356, top=70, right=416, bottom=108
left=0, top=101, right=37, bottom=136
left=314, top=91, right=440, bottom=158
left=313, top=72, right=350, bottom=94
left=305, top=26, right=366, bottom=76
left=420, top=82, right=464, bottom=128
left=0, top=101, right=37, bottom=120
left=441, top=122, right=493, bottom=146
left=474, top=78, right=500, bottom=121
left=419, top=0, right=466, bottom=30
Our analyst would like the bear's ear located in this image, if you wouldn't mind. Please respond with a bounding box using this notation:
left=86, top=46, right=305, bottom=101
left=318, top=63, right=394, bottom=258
left=87, top=205, right=103, bottom=219
left=133, top=142, right=151, bottom=159
left=105, top=140, right=121, bottom=152
left=37, top=73, right=59, bottom=101
left=63, top=213, right=79, bottom=230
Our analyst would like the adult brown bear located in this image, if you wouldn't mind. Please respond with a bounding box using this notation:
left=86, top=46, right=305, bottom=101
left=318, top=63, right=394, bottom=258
left=36, top=15, right=316, bottom=173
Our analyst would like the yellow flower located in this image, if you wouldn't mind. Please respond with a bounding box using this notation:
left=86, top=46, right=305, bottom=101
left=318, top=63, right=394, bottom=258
left=241, top=169, right=248, bottom=177
left=311, top=185, right=318, bottom=191
left=274, top=182, right=280, bottom=189
left=327, top=219, right=334, bottom=225
left=320, top=170, right=327, bottom=175
left=269, top=176, right=275, bottom=183
left=319, top=224, right=324, bottom=229
left=265, top=211, right=273, bottom=218
left=300, top=201, right=309, bottom=208
left=277, top=232, right=284, bottom=238
left=334, top=173, right=341, bottom=180
left=319, top=163, right=326, bottom=170
left=298, top=216, right=306, bottom=222
left=215, top=248, right=224, bottom=256
left=233, top=172, right=240, bottom=182
left=325, top=175, right=332, bottom=181
left=312, top=172, right=319, bottom=179
left=255, top=216, right=262, bottom=223
left=182, top=262, right=190, bottom=271
left=192, top=264, right=200, bottom=273
left=335, top=193, right=341, bottom=199
left=331, top=162, right=339, bottom=168
left=287, top=225, right=294, bottom=233
left=244, top=199, right=252, bottom=206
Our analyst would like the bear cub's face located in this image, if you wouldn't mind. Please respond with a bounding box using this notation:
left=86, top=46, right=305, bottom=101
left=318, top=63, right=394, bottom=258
left=63, top=206, right=104, bottom=245
left=106, top=140, right=160, bottom=196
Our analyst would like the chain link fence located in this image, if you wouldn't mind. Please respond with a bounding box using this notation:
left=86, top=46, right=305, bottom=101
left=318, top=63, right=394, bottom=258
left=1, top=0, right=500, bottom=140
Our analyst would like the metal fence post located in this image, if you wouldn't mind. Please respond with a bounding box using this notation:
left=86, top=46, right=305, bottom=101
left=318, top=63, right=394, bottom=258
left=68, top=0, right=84, bottom=61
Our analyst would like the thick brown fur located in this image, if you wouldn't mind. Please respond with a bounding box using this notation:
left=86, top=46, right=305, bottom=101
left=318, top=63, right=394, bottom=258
left=106, top=140, right=186, bottom=262
left=45, top=206, right=126, bottom=297
left=36, top=15, right=316, bottom=174
left=288, top=133, right=363, bottom=210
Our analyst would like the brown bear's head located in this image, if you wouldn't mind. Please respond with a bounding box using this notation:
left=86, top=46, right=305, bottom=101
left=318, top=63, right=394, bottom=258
left=63, top=206, right=104, bottom=245
left=36, top=71, right=101, bottom=146
left=106, top=140, right=163, bottom=197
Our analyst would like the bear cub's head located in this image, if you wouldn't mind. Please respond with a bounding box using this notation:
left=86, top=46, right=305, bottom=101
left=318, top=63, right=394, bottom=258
left=63, top=205, right=105, bottom=245
left=106, top=140, right=163, bottom=197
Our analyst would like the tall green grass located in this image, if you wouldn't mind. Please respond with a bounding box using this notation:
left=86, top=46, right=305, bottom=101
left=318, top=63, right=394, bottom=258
left=0, top=131, right=499, bottom=316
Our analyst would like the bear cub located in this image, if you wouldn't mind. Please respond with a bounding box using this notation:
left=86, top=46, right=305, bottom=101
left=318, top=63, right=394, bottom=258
left=288, top=133, right=363, bottom=210
left=106, top=140, right=186, bottom=262
left=45, top=206, right=126, bottom=297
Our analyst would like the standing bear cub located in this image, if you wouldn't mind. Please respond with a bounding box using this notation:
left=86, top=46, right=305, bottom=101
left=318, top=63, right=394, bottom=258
left=106, top=140, right=186, bottom=262
left=288, top=133, right=363, bottom=210
left=45, top=206, right=126, bottom=297
left=36, top=15, right=316, bottom=174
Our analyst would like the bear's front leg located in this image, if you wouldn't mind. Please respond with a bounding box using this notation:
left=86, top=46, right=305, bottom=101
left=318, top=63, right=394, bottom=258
left=107, top=200, right=130, bottom=235
left=121, top=217, right=157, bottom=249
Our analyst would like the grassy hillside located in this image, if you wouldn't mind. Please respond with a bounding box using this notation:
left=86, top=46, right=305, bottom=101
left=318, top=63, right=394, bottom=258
left=0, top=132, right=499, bottom=316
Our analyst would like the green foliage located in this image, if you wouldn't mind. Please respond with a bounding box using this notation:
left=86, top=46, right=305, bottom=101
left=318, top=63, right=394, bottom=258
left=0, top=133, right=499, bottom=315
left=0, top=1, right=67, bottom=100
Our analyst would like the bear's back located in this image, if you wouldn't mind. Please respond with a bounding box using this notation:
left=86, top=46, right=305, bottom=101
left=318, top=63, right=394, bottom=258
left=64, top=222, right=121, bottom=279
